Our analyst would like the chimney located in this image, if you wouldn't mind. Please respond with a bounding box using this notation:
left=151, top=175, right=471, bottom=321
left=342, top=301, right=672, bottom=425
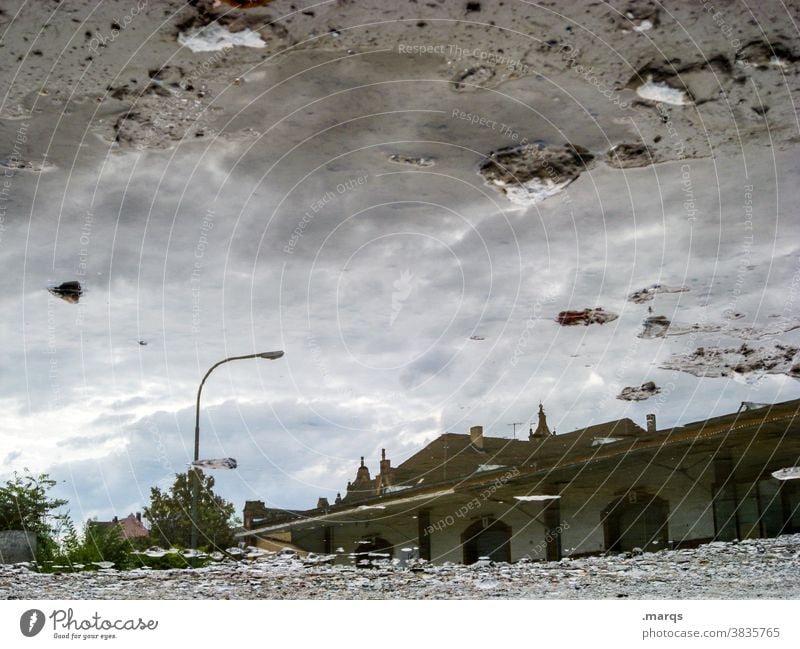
left=470, top=425, right=484, bottom=449
left=646, top=413, right=656, bottom=433
left=136, top=512, right=141, bottom=523
left=379, top=449, right=393, bottom=487
left=380, top=448, right=391, bottom=475
left=317, top=497, right=330, bottom=511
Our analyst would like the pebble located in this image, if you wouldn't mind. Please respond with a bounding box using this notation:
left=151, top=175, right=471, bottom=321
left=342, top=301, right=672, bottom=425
left=1, top=534, right=798, bottom=599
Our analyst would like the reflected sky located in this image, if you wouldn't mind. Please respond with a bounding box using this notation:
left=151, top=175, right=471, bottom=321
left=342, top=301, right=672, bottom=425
left=1, top=47, right=799, bottom=523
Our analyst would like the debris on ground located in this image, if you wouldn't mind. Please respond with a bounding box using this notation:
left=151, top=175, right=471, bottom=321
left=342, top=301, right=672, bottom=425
left=178, top=22, right=266, bottom=53
left=479, top=144, right=594, bottom=205
left=388, top=154, right=435, bottom=167
left=556, top=308, right=618, bottom=326
left=617, top=381, right=661, bottom=401
left=660, top=342, right=800, bottom=380
left=628, top=283, right=689, bottom=303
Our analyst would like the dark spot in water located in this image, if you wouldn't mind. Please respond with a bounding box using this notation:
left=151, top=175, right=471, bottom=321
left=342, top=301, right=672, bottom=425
left=48, top=281, right=83, bottom=304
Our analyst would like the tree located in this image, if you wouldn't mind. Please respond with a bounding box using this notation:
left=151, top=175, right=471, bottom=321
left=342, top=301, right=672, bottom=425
left=82, top=521, right=135, bottom=567
left=143, top=471, right=236, bottom=551
left=0, top=471, right=68, bottom=561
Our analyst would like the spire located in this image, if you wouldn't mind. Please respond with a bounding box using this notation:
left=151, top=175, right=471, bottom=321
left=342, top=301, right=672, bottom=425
left=530, top=403, right=552, bottom=440
left=355, top=456, right=371, bottom=483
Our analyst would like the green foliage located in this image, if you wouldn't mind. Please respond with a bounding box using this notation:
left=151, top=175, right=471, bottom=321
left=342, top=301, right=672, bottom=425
left=58, top=516, right=81, bottom=561
left=143, top=470, right=237, bottom=551
left=42, top=518, right=155, bottom=573
left=0, top=471, right=68, bottom=562
left=73, top=521, right=134, bottom=568
left=1, top=470, right=234, bottom=571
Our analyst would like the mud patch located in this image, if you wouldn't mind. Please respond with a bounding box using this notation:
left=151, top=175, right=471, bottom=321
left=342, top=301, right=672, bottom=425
left=48, top=281, right=82, bottom=304
left=634, top=76, right=691, bottom=106
left=639, top=315, right=673, bottom=338
left=556, top=308, right=618, bottom=326
left=388, top=154, right=435, bottom=168
left=660, top=342, right=800, bottom=380
left=451, top=66, right=495, bottom=91
left=479, top=143, right=594, bottom=205
left=605, top=143, right=654, bottom=169
left=638, top=315, right=722, bottom=339
left=98, top=92, right=222, bottom=150
left=628, top=283, right=688, bottom=304
left=617, top=381, right=661, bottom=401
left=736, top=40, right=798, bottom=69
left=629, top=57, right=732, bottom=106
left=615, top=6, right=661, bottom=33
left=638, top=314, right=800, bottom=340
left=0, top=158, right=54, bottom=173
left=217, top=0, right=276, bottom=7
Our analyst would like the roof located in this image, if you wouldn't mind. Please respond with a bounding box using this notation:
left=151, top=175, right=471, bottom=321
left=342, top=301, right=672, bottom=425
left=92, top=513, right=149, bottom=539
left=340, top=417, right=644, bottom=503
left=239, top=399, right=800, bottom=537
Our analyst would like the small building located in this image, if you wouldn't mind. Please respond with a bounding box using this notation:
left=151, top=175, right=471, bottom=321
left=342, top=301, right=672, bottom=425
left=239, top=399, right=800, bottom=564
left=91, top=512, right=149, bottom=540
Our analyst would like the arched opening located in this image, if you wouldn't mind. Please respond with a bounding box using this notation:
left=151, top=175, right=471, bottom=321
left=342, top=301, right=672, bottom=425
left=461, top=518, right=511, bottom=564
left=602, top=492, right=669, bottom=553
left=354, top=536, right=393, bottom=567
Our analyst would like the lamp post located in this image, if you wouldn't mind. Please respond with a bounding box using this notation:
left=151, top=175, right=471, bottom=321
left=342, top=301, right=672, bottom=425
left=190, top=351, right=284, bottom=550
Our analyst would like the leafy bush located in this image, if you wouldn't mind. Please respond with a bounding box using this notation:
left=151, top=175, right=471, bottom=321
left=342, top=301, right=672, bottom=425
left=0, top=471, right=68, bottom=562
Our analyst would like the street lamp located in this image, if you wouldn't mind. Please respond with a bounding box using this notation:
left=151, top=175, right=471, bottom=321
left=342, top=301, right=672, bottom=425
left=190, top=350, right=284, bottom=550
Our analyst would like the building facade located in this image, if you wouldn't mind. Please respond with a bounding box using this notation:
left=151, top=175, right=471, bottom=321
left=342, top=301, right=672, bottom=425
left=240, top=400, right=800, bottom=564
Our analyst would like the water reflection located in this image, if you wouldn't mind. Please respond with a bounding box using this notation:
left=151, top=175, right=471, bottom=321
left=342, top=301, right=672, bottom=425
left=0, top=54, right=798, bottom=522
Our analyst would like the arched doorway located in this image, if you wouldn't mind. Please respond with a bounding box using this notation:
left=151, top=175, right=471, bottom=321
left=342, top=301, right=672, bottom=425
left=354, top=536, right=393, bottom=566
left=462, top=518, right=511, bottom=564
left=603, top=493, right=669, bottom=552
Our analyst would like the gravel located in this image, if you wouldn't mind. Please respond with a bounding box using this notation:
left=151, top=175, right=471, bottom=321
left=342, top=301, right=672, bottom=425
left=2, top=535, right=799, bottom=600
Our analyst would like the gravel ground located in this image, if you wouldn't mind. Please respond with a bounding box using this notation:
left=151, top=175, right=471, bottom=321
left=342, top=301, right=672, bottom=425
left=2, top=535, right=799, bottom=600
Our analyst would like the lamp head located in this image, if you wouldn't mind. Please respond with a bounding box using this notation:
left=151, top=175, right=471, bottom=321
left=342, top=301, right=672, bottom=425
left=258, top=350, right=284, bottom=360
